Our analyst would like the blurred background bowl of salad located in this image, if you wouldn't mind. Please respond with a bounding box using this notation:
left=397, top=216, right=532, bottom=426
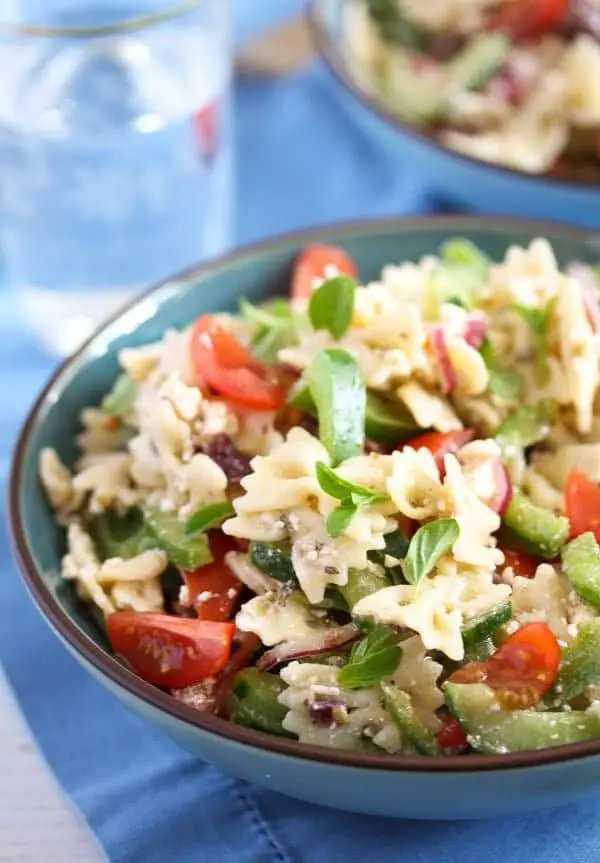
left=12, top=215, right=600, bottom=821
left=309, top=0, right=600, bottom=227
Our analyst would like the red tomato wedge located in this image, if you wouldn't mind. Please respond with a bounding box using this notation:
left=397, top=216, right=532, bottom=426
left=190, top=315, right=285, bottom=411
left=500, top=547, right=541, bottom=579
left=404, top=429, right=474, bottom=473
left=437, top=715, right=468, bottom=752
left=291, top=244, right=358, bottom=301
left=450, top=622, right=561, bottom=709
left=182, top=532, right=243, bottom=622
left=107, top=613, right=235, bottom=689
left=565, top=468, right=600, bottom=542
left=489, top=0, right=569, bottom=40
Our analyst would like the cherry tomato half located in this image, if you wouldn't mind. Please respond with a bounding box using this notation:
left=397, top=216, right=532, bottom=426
left=450, top=622, right=561, bottom=709
left=565, top=468, right=600, bottom=543
left=500, top=547, right=541, bottom=579
left=404, top=428, right=474, bottom=473
left=291, top=244, right=358, bottom=301
left=190, top=315, right=285, bottom=411
left=489, top=0, right=569, bottom=41
left=107, top=613, right=235, bottom=689
left=182, top=532, right=243, bottom=622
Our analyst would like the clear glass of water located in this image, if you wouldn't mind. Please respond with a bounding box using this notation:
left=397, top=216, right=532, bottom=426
left=0, top=0, right=233, bottom=354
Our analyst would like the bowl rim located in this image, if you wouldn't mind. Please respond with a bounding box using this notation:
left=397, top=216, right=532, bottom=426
left=10, top=213, right=600, bottom=775
left=307, top=1, right=600, bottom=192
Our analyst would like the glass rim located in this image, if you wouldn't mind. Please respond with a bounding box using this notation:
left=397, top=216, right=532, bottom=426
left=0, top=0, right=206, bottom=38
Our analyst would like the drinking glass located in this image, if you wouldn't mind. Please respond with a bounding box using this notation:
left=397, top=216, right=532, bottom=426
left=0, top=0, right=233, bottom=354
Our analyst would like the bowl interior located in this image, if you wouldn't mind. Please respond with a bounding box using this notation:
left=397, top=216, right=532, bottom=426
left=11, top=215, right=600, bottom=770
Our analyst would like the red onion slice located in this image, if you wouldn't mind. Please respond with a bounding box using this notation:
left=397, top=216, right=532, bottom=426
left=257, top=623, right=361, bottom=671
left=431, top=326, right=458, bottom=394
left=224, top=551, right=279, bottom=595
left=463, top=317, right=487, bottom=348
left=567, top=262, right=600, bottom=332
left=487, top=461, right=513, bottom=516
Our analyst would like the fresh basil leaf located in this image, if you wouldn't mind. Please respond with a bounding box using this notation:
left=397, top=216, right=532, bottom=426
left=480, top=338, right=524, bottom=401
left=403, top=518, right=459, bottom=585
left=316, top=461, right=389, bottom=504
left=338, top=625, right=403, bottom=689
left=102, top=374, right=137, bottom=419
left=306, top=349, right=366, bottom=465
left=326, top=499, right=358, bottom=538
left=186, top=500, right=235, bottom=535
left=513, top=301, right=555, bottom=385
left=309, top=275, right=356, bottom=340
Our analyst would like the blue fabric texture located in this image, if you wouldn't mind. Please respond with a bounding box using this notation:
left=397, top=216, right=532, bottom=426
left=1, top=6, right=598, bottom=863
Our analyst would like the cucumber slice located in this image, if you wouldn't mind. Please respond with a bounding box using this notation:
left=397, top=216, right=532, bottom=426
left=288, top=382, right=419, bottom=447
left=143, top=505, right=212, bottom=571
left=549, top=619, right=600, bottom=705
left=229, top=669, right=293, bottom=737
left=341, top=566, right=390, bottom=610
left=102, top=374, right=137, bottom=419
left=445, top=683, right=600, bottom=753
left=381, top=683, right=440, bottom=755
left=464, top=637, right=496, bottom=663
left=495, top=399, right=558, bottom=452
left=90, top=508, right=153, bottom=560
left=562, top=533, right=600, bottom=607
left=502, top=490, right=570, bottom=559
left=250, top=541, right=297, bottom=585
left=461, top=602, right=512, bottom=648
left=449, top=34, right=510, bottom=92
left=365, top=0, right=428, bottom=49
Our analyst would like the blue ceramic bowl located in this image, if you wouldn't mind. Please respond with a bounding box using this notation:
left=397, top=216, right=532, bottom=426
left=309, top=0, right=600, bottom=228
left=11, top=216, right=600, bottom=820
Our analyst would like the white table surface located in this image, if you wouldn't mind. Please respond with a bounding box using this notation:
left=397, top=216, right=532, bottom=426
left=0, top=667, right=105, bottom=863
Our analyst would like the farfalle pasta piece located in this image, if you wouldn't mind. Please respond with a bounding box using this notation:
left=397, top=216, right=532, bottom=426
left=39, top=448, right=83, bottom=517
left=387, top=446, right=447, bottom=521
left=236, top=592, right=324, bottom=646
left=397, top=381, right=462, bottom=432
left=72, top=452, right=138, bottom=515
left=557, top=276, right=598, bottom=435
left=353, top=572, right=510, bottom=660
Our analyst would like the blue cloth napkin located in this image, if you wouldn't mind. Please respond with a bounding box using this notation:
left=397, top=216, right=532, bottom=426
left=1, top=11, right=599, bottom=863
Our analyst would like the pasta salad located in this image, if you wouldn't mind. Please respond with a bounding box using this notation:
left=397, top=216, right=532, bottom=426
left=344, top=0, right=600, bottom=179
left=40, top=238, right=600, bottom=757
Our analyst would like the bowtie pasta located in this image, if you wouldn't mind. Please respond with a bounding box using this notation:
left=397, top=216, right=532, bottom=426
left=345, top=0, right=600, bottom=180
left=40, top=238, right=600, bottom=758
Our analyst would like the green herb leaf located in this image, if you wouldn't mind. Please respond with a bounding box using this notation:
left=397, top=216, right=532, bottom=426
left=186, top=500, right=235, bottom=535
left=239, top=297, right=293, bottom=328
left=240, top=298, right=299, bottom=365
left=513, top=301, right=555, bottom=385
left=480, top=338, right=524, bottom=401
left=403, top=518, right=459, bottom=585
left=306, top=348, right=366, bottom=465
left=442, top=238, right=491, bottom=276
left=309, top=275, right=356, bottom=340
left=102, top=374, right=137, bottom=419
left=326, top=500, right=359, bottom=538
left=316, top=461, right=389, bottom=504
left=338, top=625, right=403, bottom=689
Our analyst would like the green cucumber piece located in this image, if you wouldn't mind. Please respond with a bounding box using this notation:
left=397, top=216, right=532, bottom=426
left=502, top=490, right=570, bottom=559
left=288, top=382, right=418, bottom=446
left=250, top=541, right=297, bottom=584
left=381, top=683, right=440, bottom=755
left=549, top=619, right=600, bottom=705
left=464, top=637, right=496, bottom=663
left=102, top=374, right=137, bottom=419
left=229, top=669, right=293, bottom=737
left=341, top=566, right=390, bottom=610
left=365, top=0, right=428, bottom=49
left=461, top=602, right=512, bottom=648
left=445, top=682, right=600, bottom=753
left=449, top=34, right=510, bottom=92
left=562, top=533, right=600, bottom=607
left=306, top=348, right=365, bottom=465
left=90, top=508, right=153, bottom=560
left=143, top=505, right=212, bottom=571
left=495, top=398, right=558, bottom=452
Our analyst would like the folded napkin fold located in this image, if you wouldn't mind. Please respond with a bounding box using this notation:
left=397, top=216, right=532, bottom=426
left=1, top=13, right=598, bottom=863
